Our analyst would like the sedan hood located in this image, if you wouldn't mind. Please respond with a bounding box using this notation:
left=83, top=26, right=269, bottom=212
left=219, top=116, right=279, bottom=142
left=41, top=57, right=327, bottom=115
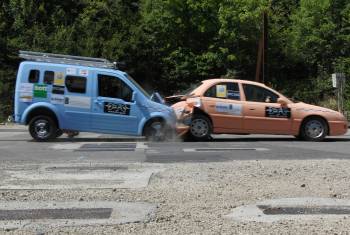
left=290, top=102, right=338, bottom=114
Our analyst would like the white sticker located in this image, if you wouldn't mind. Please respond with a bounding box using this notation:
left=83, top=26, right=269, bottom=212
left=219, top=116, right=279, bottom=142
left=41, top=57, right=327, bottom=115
left=79, top=69, right=89, bottom=77
left=20, top=83, right=33, bottom=93
left=51, top=94, right=65, bottom=105
left=187, top=97, right=201, bottom=107
left=215, top=103, right=242, bottom=115
left=19, top=92, right=33, bottom=102
left=65, top=96, right=91, bottom=109
left=216, top=85, right=227, bottom=98
left=66, top=68, right=77, bottom=75
left=54, top=72, right=65, bottom=86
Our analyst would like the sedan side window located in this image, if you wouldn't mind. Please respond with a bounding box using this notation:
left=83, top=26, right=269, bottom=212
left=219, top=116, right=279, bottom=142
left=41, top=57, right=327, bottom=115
left=204, top=83, right=240, bottom=100
left=98, top=74, right=133, bottom=102
left=243, top=84, right=279, bottom=103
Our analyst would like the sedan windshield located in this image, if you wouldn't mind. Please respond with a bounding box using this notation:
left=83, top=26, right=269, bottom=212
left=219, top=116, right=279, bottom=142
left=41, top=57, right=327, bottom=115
left=177, top=82, right=203, bottom=96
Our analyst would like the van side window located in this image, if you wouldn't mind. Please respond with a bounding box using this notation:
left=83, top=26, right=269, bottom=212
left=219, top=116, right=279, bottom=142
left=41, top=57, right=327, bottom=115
left=65, top=76, right=86, bottom=93
left=44, top=71, right=54, bottom=85
left=98, top=74, right=133, bottom=102
left=28, top=70, right=40, bottom=83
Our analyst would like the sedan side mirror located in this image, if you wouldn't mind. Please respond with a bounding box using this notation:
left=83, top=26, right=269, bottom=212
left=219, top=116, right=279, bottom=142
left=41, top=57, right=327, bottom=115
left=277, top=97, right=288, bottom=106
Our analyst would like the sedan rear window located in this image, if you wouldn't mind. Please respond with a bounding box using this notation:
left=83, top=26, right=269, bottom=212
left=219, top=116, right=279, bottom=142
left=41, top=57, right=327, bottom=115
left=204, top=83, right=240, bottom=100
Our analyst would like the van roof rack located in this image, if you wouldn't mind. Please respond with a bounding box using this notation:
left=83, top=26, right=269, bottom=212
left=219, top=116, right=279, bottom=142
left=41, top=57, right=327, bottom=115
left=19, top=51, right=116, bottom=69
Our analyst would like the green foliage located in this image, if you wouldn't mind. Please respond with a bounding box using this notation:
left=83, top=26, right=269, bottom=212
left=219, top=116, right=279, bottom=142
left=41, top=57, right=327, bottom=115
left=0, top=0, right=349, bottom=121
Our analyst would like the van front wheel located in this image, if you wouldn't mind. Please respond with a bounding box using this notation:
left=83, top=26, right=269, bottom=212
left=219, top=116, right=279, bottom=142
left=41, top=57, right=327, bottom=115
left=144, top=120, right=166, bottom=142
left=29, top=115, right=57, bottom=141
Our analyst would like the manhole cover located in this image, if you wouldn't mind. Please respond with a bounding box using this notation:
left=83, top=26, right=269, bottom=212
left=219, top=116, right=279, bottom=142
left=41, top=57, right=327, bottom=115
left=0, top=208, right=112, bottom=220
left=258, top=205, right=350, bottom=215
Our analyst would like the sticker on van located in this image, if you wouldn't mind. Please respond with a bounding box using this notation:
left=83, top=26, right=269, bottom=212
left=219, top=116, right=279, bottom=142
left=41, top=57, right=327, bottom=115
left=66, top=68, right=77, bottom=75
left=33, top=84, right=47, bottom=98
left=54, top=72, right=64, bottom=86
left=104, top=102, right=130, bottom=115
left=52, top=85, right=65, bottom=95
left=64, top=96, right=91, bottom=109
left=51, top=94, right=65, bottom=105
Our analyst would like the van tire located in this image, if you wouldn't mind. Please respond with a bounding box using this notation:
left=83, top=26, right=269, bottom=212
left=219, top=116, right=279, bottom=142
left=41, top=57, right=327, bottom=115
left=144, top=120, right=166, bottom=142
left=56, top=129, right=63, bottom=138
left=29, top=115, right=57, bottom=141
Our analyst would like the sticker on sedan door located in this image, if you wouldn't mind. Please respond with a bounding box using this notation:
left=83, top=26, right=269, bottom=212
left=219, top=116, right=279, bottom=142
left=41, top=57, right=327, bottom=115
left=216, top=85, right=227, bottom=98
left=215, top=103, right=242, bottom=115
left=104, top=102, right=130, bottom=115
left=265, top=107, right=291, bottom=118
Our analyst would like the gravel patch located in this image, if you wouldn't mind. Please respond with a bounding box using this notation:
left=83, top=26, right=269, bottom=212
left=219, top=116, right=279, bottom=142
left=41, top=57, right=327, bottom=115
left=1, top=159, right=350, bottom=234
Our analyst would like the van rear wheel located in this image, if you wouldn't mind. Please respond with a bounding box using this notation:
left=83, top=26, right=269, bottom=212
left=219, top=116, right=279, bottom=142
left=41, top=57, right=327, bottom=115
left=29, top=115, right=57, bottom=141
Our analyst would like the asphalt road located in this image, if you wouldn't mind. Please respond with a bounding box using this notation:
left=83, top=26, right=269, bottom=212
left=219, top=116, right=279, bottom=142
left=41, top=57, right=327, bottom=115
left=0, top=126, right=350, bottom=163
left=2, top=126, right=350, bottom=234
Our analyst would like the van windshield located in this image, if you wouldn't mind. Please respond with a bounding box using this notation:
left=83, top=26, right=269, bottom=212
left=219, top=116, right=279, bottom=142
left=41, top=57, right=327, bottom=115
left=126, top=74, right=151, bottom=98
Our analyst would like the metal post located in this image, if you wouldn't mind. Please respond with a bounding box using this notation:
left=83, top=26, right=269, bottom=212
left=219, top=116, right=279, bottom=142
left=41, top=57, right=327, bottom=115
left=255, top=11, right=268, bottom=83
left=262, top=11, right=268, bottom=84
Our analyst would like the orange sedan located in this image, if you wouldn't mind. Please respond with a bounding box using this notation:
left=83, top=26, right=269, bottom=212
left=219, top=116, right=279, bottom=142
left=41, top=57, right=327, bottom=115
left=168, top=79, right=348, bottom=141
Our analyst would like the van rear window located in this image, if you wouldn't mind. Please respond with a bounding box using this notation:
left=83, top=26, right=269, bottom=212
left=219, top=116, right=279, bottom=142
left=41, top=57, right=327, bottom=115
left=65, top=76, right=86, bottom=93
left=44, top=71, right=54, bottom=85
left=28, top=70, right=40, bottom=83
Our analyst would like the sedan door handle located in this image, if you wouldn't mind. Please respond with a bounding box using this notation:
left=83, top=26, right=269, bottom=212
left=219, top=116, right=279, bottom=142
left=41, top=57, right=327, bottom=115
left=249, top=108, right=255, bottom=110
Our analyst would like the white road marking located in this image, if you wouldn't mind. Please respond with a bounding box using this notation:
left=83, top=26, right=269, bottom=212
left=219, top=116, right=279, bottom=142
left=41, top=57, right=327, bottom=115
left=225, top=197, right=350, bottom=222
left=183, top=147, right=269, bottom=152
left=0, top=164, right=163, bottom=190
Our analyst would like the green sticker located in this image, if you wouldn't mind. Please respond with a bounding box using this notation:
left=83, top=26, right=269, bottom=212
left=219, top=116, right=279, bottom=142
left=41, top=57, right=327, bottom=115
left=34, top=84, right=47, bottom=98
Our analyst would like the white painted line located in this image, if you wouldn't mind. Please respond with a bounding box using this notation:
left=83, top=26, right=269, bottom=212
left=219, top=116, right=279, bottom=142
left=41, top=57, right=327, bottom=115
left=225, top=197, right=350, bottom=223
left=0, top=201, right=156, bottom=230
left=183, top=147, right=269, bottom=152
left=50, top=142, right=143, bottom=151
left=0, top=132, right=25, bottom=138
left=0, top=164, right=163, bottom=190
left=136, top=142, right=148, bottom=152
left=50, top=143, right=84, bottom=150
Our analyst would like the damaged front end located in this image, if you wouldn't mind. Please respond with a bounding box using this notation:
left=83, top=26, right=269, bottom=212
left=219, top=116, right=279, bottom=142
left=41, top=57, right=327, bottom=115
left=169, top=97, right=202, bottom=137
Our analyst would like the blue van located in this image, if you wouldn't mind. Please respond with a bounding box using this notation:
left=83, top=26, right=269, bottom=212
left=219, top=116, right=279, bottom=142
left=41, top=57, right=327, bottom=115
left=14, top=51, right=177, bottom=141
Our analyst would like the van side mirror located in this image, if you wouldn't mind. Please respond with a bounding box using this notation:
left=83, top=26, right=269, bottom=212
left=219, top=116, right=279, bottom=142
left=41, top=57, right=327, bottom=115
left=277, top=97, right=288, bottom=106
left=132, top=92, right=137, bottom=103
left=133, top=92, right=147, bottom=105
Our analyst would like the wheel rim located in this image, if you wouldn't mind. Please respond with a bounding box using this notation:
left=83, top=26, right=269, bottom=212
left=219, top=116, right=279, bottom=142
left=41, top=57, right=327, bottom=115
left=34, top=119, right=51, bottom=139
left=148, top=122, right=164, bottom=140
left=305, top=120, right=324, bottom=139
left=190, top=118, right=209, bottom=138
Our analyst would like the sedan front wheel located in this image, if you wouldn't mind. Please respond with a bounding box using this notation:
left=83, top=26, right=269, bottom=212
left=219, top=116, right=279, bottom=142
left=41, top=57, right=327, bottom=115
left=188, top=114, right=212, bottom=141
left=300, top=117, right=328, bottom=141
